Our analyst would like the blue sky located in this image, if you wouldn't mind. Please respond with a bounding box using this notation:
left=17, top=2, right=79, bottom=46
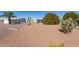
left=0, top=11, right=79, bottom=20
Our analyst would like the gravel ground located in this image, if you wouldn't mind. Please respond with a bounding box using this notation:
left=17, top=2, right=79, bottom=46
left=0, top=23, right=79, bottom=47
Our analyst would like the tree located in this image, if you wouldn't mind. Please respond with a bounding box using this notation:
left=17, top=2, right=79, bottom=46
left=42, top=13, right=60, bottom=25
left=1, top=11, right=16, bottom=24
left=63, top=12, right=79, bottom=20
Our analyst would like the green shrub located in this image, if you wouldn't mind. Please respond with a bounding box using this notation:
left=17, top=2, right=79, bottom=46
left=60, top=18, right=75, bottom=33
left=63, top=12, right=79, bottom=20
left=42, top=13, right=60, bottom=25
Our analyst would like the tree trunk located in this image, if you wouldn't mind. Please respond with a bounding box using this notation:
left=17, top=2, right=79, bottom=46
left=8, top=18, right=11, bottom=24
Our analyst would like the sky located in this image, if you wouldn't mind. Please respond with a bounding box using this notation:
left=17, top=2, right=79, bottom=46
left=0, top=11, right=79, bottom=20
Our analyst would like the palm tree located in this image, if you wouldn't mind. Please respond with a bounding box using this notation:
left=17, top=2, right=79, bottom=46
left=1, top=11, right=16, bottom=24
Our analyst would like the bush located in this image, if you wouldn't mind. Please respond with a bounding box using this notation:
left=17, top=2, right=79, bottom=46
left=60, top=18, right=75, bottom=33
left=42, top=13, right=60, bottom=25
left=63, top=12, right=79, bottom=20
left=48, top=41, right=64, bottom=47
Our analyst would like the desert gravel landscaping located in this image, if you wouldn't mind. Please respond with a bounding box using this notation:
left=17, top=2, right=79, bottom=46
left=0, top=23, right=79, bottom=47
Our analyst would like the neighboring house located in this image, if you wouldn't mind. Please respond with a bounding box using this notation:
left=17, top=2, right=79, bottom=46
left=0, top=17, right=26, bottom=24
left=30, top=20, right=37, bottom=23
left=11, top=18, right=26, bottom=24
left=26, top=17, right=37, bottom=24
left=0, top=20, right=4, bottom=24
left=37, top=19, right=43, bottom=23
left=26, top=19, right=37, bottom=25
left=76, top=19, right=79, bottom=25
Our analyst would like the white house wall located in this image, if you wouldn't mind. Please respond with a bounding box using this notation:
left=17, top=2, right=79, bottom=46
left=0, top=17, right=9, bottom=24
left=4, top=20, right=9, bottom=24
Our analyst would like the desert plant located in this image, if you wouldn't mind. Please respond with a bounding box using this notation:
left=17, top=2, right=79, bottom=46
left=60, top=18, right=75, bottom=33
left=42, top=13, right=60, bottom=25
left=63, top=12, right=79, bottom=20
left=63, top=12, right=78, bottom=28
left=27, top=17, right=31, bottom=25
left=48, top=41, right=64, bottom=47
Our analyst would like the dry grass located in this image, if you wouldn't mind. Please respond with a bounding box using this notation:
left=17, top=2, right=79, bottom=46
left=48, top=41, right=64, bottom=47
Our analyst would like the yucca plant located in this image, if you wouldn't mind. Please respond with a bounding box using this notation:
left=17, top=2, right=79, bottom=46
left=60, top=18, right=75, bottom=33
left=27, top=17, right=31, bottom=25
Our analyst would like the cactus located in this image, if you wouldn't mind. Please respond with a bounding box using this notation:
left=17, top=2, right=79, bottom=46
left=60, top=18, right=75, bottom=33
left=27, top=17, right=32, bottom=25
